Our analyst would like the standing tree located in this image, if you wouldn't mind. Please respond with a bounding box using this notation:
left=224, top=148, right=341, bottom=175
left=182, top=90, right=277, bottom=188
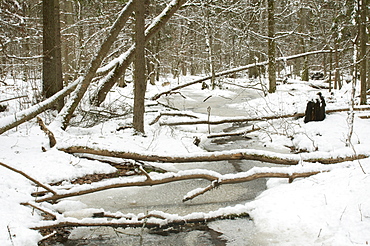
left=133, top=0, right=147, bottom=133
left=359, top=0, right=367, bottom=105
left=267, top=0, right=276, bottom=93
left=43, top=0, right=63, bottom=111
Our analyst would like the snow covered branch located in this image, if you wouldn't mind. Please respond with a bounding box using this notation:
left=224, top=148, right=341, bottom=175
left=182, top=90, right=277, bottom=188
left=0, top=79, right=79, bottom=135
left=58, top=145, right=368, bottom=165
left=35, top=163, right=347, bottom=203
left=0, top=162, right=57, bottom=195
left=30, top=205, right=250, bottom=231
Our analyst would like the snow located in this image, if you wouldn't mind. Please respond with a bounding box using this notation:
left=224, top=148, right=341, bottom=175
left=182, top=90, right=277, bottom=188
left=1, top=75, right=370, bottom=245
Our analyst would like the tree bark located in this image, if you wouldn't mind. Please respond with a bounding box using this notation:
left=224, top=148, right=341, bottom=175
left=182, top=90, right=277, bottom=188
left=42, top=0, right=63, bottom=111
left=133, top=0, right=147, bottom=133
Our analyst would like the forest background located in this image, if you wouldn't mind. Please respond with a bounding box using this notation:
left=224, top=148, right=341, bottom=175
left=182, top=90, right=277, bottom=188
left=1, top=0, right=369, bottom=115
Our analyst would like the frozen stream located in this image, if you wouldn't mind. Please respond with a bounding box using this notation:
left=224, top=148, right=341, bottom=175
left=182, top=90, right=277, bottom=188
left=60, top=85, right=286, bottom=245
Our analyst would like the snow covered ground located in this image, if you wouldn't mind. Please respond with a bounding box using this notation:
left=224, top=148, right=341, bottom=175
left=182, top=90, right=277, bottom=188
left=0, top=75, right=370, bottom=245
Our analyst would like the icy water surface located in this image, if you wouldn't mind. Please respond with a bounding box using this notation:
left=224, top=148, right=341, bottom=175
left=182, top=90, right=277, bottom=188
left=58, top=85, right=283, bottom=245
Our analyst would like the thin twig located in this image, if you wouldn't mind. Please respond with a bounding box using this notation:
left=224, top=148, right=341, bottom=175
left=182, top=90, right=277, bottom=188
left=0, top=95, right=28, bottom=104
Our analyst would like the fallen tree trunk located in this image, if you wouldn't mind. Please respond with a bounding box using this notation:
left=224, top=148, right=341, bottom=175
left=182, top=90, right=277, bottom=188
left=159, top=106, right=370, bottom=126
left=0, top=79, right=79, bottom=135
left=59, top=146, right=300, bottom=165
left=151, top=49, right=334, bottom=101
left=93, top=0, right=188, bottom=106
left=59, top=145, right=367, bottom=165
left=30, top=206, right=250, bottom=231
left=54, top=1, right=135, bottom=129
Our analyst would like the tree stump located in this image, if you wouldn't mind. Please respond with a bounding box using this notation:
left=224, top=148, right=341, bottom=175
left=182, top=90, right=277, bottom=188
left=304, top=92, right=326, bottom=123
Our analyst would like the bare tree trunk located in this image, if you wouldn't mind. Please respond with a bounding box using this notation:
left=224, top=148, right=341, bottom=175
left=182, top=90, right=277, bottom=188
left=202, top=0, right=216, bottom=89
left=359, top=0, right=367, bottom=105
left=61, top=0, right=76, bottom=82
left=133, top=0, right=147, bottom=133
left=92, top=0, right=188, bottom=106
left=43, top=0, right=63, bottom=111
left=54, top=1, right=134, bottom=129
left=267, top=0, right=276, bottom=93
left=299, top=7, right=309, bottom=82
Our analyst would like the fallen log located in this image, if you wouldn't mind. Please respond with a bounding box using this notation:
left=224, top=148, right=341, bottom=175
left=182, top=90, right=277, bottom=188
left=159, top=106, right=370, bottom=126
left=59, top=145, right=368, bottom=165
left=59, top=146, right=300, bottom=165
left=30, top=206, right=250, bottom=231
left=151, top=49, right=334, bottom=101
left=207, top=126, right=261, bottom=138
left=0, top=79, right=79, bottom=135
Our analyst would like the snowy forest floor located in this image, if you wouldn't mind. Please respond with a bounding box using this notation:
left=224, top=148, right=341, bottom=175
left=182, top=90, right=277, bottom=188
left=1, top=75, right=370, bottom=245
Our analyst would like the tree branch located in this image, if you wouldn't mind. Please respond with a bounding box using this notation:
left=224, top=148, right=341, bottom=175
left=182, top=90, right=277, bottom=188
left=149, top=111, right=199, bottom=125
left=35, top=162, right=350, bottom=203
left=159, top=106, right=370, bottom=126
left=151, top=49, right=334, bottom=100
left=182, top=170, right=323, bottom=202
left=0, top=162, right=57, bottom=195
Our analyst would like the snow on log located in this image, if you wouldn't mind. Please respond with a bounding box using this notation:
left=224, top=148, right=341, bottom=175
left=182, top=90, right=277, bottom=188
left=58, top=145, right=368, bottom=165
left=0, top=79, right=80, bottom=135
left=59, top=145, right=301, bottom=165
left=30, top=204, right=250, bottom=231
